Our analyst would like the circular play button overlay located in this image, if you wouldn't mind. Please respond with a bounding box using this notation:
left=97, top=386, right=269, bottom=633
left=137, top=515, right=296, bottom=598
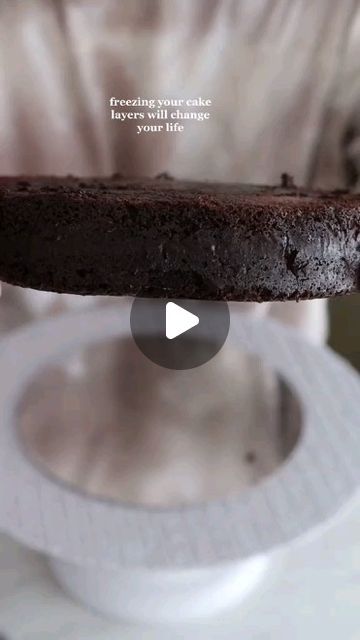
left=130, top=297, right=230, bottom=370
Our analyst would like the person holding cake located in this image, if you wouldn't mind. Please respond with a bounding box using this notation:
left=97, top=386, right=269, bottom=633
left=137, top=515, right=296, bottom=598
left=0, top=0, right=359, bottom=505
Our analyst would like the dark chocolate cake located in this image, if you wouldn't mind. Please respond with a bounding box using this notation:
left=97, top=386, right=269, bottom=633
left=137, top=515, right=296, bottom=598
left=0, top=174, right=359, bottom=301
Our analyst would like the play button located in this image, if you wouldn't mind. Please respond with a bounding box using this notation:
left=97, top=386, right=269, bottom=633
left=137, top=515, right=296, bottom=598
left=166, top=302, right=199, bottom=340
left=130, top=297, right=230, bottom=370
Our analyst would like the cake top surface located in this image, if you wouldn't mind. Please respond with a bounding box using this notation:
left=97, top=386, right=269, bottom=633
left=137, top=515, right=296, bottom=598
left=0, top=174, right=359, bottom=209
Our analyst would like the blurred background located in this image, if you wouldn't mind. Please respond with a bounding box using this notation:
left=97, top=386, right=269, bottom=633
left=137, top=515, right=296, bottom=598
left=330, top=296, right=360, bottom=370
left=0, top=0, right=360, bottom=638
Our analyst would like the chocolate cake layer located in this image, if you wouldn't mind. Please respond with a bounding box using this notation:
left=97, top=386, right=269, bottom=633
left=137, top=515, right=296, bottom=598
left=0, top=175, right=359, bottom=301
